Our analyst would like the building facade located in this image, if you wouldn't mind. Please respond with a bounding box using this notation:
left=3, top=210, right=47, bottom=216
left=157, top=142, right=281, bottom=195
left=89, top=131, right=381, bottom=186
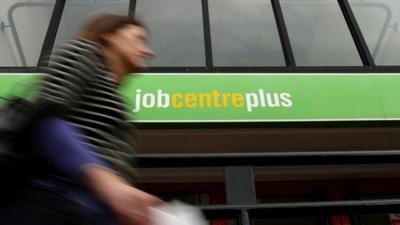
left=2, top=1, right=400, bottom=225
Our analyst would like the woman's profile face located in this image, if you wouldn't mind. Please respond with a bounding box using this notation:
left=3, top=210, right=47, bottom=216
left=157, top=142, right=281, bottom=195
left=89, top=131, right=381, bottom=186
left=105, top=24, right=154, bottom=73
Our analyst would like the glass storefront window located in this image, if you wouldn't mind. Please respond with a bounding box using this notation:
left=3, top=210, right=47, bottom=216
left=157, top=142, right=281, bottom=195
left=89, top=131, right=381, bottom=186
left=0, top=0, right=56, bottom=67
left=54, top=0, right=129, bottom=48
left=280, top=0, right=362, bottom=66
left=349, top=0, right=400, bottom=65
left=209, top=0, right=285, bottom=67
left=4, top=0, right=400, bottom=69
left=135, top=0, right=206, bottom=67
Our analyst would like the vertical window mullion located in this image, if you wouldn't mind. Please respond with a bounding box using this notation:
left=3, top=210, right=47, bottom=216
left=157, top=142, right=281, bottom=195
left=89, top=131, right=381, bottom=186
left=38, top=0, right=66, bottom=66
left=338, top=0, right=375, bottom=67
left=129, top=0, right=136, bottom=17
left=202, top=0, right=214, bottom=69
left=271, top=0, right=296, bottom=67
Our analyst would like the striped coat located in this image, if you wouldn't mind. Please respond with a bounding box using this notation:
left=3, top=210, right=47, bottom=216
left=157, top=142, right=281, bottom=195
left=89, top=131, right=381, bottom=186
left=38, top=38, right=137, bottom=183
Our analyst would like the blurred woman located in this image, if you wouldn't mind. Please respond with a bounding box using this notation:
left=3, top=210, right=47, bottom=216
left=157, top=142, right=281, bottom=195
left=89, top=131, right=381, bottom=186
left=0, top=14, right=161, bottom=225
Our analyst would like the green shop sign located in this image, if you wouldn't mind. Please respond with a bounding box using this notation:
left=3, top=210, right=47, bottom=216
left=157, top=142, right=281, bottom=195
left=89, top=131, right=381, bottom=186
left=1, top=73, right=400, bottom=122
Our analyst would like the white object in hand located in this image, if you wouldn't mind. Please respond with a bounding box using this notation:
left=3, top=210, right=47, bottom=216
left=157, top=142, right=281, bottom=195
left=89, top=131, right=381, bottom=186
left=150, top=201, right=208, bottom=225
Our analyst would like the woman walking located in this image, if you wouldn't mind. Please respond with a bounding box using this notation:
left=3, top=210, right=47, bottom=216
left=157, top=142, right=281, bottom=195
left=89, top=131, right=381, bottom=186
left=0, top=14, right=161, bottom=225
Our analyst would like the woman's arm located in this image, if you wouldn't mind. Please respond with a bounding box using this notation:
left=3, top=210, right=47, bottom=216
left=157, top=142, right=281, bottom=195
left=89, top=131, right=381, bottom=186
left=31, top=116, right=110, bottom=180
left=31, top=117, right=162, bottom=225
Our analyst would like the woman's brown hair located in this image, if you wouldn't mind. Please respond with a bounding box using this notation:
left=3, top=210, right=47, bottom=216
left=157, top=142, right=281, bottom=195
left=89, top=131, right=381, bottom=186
left=78, top=14, right=144, bottom=46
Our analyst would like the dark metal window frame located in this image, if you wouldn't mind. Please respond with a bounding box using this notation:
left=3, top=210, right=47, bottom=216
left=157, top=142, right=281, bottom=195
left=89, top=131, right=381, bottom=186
left=38, top=0, right=66, bottom=66
left=0, top=0, right=399, bottom=72
left=0, top=0, right=65, bottom=69
left=136, top=152, right=400, bottom=224
left=146, top=0, right=387, bottom=72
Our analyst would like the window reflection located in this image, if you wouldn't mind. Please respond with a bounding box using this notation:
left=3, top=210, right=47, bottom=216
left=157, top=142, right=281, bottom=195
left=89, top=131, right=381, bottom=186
left=136, top=0, right=206, bottom=67
left=54, top=0, right=129, bottom=48
left=281, top=0, right=362, bottom=66
left=209, top=0, right=285, bottom=67
left=0, top=0, right=55, bottom=67
left=349, top=0, right=400, bottom=65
